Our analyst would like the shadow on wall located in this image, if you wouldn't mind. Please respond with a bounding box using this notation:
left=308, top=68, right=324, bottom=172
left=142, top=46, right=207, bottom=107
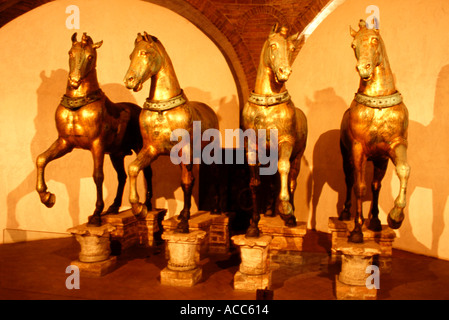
left=398, top=64, right=449, bottom=257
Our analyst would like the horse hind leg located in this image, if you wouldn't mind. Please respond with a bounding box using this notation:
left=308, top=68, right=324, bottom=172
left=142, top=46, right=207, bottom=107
left=288, top=152, right=302, bottom=215
left=104, top=154, right=127, bottom=214
left=368, top=158, right=388, bottom=231
left=388, top=144, right=410, bottom=229
left=143, top=165, right=153, bottom=211
left=36, top=138, right=72, bottom=208
left=246, top=164, right=261, bottom=238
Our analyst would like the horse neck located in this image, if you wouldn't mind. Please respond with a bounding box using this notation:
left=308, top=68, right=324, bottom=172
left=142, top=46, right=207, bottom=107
left=148, top=44, right=182, bottom=101
left=358, top=48, right=396, bottom=96
left=65, top=69, right=100, bottom=98
left=254, top=48, right=286, bottom=96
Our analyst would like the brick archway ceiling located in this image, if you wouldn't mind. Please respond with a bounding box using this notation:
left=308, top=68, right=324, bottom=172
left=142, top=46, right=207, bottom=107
left=0, top=0, right=332, bottom=106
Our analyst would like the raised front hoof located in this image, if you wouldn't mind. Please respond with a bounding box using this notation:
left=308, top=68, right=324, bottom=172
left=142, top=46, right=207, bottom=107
left=86, top=214, right=102, bottom=227
left=367, top=216, right=382, bottom=232
left=175, top=220, right=190, bottom=233
left=348, top=229, right=364, bottom=243
left=245, top=225, right=260, bottom=238
left=131, top=203, right=148, bottom=219
left=339, top=208, right=351, bottom=221
left=39, top=192, right=56, bottom=208
left=387, top=208, right=404, bottom=229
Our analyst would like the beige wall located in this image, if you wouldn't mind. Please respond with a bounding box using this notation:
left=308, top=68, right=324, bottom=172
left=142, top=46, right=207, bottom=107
left=2, top=0, right=449, bottom=262
left=0, top=0, right=238, bottom=242
left=290, top=0, right=449, bottom=260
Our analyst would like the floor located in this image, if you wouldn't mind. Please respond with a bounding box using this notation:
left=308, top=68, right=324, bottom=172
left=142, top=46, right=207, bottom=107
left=1, top=230, right=449, bottom=301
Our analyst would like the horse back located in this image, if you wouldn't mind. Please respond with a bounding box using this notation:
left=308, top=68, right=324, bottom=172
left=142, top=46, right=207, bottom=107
left=188, top=101, right=219, bottom=131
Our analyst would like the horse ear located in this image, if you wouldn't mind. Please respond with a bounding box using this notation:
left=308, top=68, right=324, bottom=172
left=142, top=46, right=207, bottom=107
left=92, top=40, right=103, bottom=49
left=288, top=31, right=300, bottom=42
left=136, top=33, right=143, bottom=44
left=349, top=26, right=357, bottom=38
left=270, top=23, right=279, bottom=35
left=71, top=32, right=78, bottom=43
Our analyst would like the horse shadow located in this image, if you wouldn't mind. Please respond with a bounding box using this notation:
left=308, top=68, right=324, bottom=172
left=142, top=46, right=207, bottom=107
left=396, top=64, right=449, bottom=256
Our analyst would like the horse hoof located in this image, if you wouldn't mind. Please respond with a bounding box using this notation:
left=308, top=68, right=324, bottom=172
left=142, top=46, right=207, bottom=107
left=41, top=192, right=56, bottom=208
left=175, top=221, right=189, bottom=233
left=87, top=215, right=102, bottom=227
left=387, top=207, right=404, bottom=229
left=264, top=208, right=275, bottom=217
left=278, top=201, right=293, bottom=216
left=367, top=217, right=382, bottom=232
left=280, top=214, right=297, bottom=227
left=131, top=203, right=148, bottom=219
left=104, top=205, right=120, bottom=215
left=245, top=226, right=260, bottom=238
left=339, top=208, right=351, bottom=221
left=348, top=230, right=364, bottom=243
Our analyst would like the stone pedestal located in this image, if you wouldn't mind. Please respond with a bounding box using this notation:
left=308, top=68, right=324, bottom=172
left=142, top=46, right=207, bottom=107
left=162, top=211, right=229, bottom=258
left=160, top=230, right=206, bottom=287
left=259, top=215, right=306, bottom=264
left=334, top=239, right=381, bottom=300
left=67, top=223, right=117, bottom=277
left=137, top=208, right=166, bottom=247
left=231, top=234, right=272, bottom=291
left=328, top=217, right=396, bottom=273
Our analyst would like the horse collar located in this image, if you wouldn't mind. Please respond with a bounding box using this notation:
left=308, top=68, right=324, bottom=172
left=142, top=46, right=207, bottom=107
left=61, top=89, right=104, bottom=110
left=248, top=90, right=291, bottom=107
left=143, top=90, right=187, bottom=112
left=355, top=91, right=402, bottom=109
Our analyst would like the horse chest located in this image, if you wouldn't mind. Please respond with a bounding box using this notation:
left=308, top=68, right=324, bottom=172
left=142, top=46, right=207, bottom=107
left=57, top=105, right=103, bottom=139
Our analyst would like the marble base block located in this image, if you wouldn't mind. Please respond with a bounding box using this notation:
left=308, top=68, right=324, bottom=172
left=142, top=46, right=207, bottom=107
left=334, top=239, right=381, bottom=300
left=67, top=223, right=117, bottom=277
left=231, top=234, right=272, bottom=291
left=102, top=210, right=139, bottom=252
left=259, top=215, right=307, bottom=265
left=137, top=208, right=167, bottom=247
left=160, top=230, right=206, bottom=287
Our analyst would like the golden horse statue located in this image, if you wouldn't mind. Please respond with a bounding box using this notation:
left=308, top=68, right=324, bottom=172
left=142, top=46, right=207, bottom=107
left=241, top=24, right=308, bottom=238
left=123, top=32, right=219, bottom=233
left=340, top=20, right=410, bottom=243
left=36, top=33, right=152, bottom=226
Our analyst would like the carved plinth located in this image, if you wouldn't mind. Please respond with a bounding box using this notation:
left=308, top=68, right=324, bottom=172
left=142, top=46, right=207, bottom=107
left=259, top=215, right=306, bottom=264
left=328, top=217, right=396, bottom=273
left=137, top=208, right=166, bottom=247
left=67, top=223, right=117, bottom=277
left=102, top=210, right=139, bottom=252
left=160, top=230, right=206, bottom=287
left=334, top=239, right=381, bottom=300
left=162, top=211, right=229, bottom=258
left=231, top=234, right=272, bottom=291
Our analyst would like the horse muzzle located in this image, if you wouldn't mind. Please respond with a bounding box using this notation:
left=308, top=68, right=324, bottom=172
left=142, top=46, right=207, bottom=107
left=275, top=66, right=292, bottom=83
left=123, top=74, right=143, bottom=92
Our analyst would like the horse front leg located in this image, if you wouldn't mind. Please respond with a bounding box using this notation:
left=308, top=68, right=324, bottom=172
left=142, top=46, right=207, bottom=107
left=246, top=164, right=261, bottom=238
left=348, top=142, right=367, bottom=243
left=104, top=154, right=127, bottom=214
left=176, top=163, right=195, bottom=233
left=388, top=144, right=410, bottom=229
left=129, top=147, right=155, bottom=219
left=36, top=138, right=72, bottom=208
left=87, top=142, right=105, bottom=227
left=278, top=141, right=296, bottom=227
left=142, top=165, right=153, bottom=211
left=288, top=152, right=302, bottom=215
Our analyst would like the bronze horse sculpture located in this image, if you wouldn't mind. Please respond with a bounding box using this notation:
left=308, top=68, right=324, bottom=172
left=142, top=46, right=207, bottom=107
left=340, top=20, right=410, bottom=243
left=123, top=32, right=219, bottom=233
left=36, top=33, right=152, bottom=226
left=241, top=24, right=308, bottom=238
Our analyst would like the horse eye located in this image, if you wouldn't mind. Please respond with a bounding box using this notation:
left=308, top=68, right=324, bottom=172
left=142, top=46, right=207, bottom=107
left=271, top=44, right=278, bottom=50
left=371, top=38, right=378, bottom=44
left=87, top=55, right=93, bottom=60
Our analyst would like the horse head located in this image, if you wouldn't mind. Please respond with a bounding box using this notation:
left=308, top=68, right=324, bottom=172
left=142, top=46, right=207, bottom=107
left=68, top=32, right=103, bottom=88
left=350, top=19, right=385, bottom=82
left=262, top=23, right=299, bottom=83
left=124, top=32, right=163, bottom=92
